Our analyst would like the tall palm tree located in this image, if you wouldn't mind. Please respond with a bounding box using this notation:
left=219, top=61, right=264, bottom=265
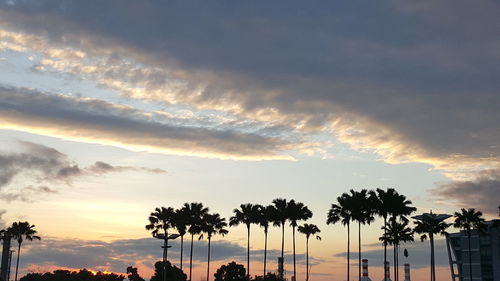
left=453, top=208, right=486, bottom=281
left=379, top=217, right=413, bottom=281
left=229, top=203, right=260, bottom=277
left=182, top=202, right=209, bottom=281
left=145, top=207, right=175, bottom=281
left=287, top=200, right=312, bottom=281
left=200, top=213, right=228, bottom=281
left=297, top=224, right=321, bottom=281
left=271, top=198, right=288, bottom=279
left=349, top=189, right=374, bottom=281
left=8, top=221, right=41, bottom=281
left=370, top=188, right=416, bottom=280
left=173, top=208, right=189, bottom=270
left=327, top=193, right=353, bottom=281
left=413, top=212, right=451, bottom=281
left=255, top=204, right=274, bottom=277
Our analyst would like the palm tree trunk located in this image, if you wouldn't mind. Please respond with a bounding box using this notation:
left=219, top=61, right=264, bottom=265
left=393, top=244, right=396, bottom=281
left=293, top=225, right=296, bottom=281
left=247, top=225, right=250, bottom=278
left=263, top=230, right=268, bottom=278
left=14, top=242, right=21, bottom=281
left=358, top=221, right=361, bottom=281
left=306, top=237, right=309, bottom=281
left=280, top=222, right=285, bottom=279
left=164, top=230, right=168, bottom=281
left=206, top=237, right=211, bottom=281
left=430, top=232, right=435, bottom=281
left=189, top=233, right=194, bottom=281
left=383, top=217, right=387, bottom=280
left=396, top=244, right=399, bottom=281
left=180, top=235, right=184, bottom=270
left=468, top=230, right=472, bottom=281
left=347, top=223, right=350, bottom=281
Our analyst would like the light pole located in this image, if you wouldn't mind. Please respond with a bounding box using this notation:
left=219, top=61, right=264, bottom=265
left=155, top=233, right=180, bottom=281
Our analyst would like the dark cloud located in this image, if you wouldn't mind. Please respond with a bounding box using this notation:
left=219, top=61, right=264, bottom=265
left=333, top=239, right=449, bottom=269
left=20, top=237, right=317, bottom=276
left=0, top=140, right=165, bottom=201
left=434, top=169, right=500, bottom=216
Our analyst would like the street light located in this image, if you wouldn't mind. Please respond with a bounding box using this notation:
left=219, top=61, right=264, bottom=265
left=154, top=233, right=180, bottom=281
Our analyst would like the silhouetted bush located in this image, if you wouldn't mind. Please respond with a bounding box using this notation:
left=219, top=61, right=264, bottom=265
left=150, top=261, right=186, bottom=281
left=214, top=262, right=248, bottom=281
left=19, top=269, right=124, bottom=281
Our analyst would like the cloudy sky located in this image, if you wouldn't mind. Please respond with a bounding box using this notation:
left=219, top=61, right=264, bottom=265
left=0, top=1, right=499, bottom=280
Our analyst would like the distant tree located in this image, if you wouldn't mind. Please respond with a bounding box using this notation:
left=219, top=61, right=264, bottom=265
left=270, top=198, right=288, bottom=279
left=200, top=213, right=229, bottom=281
left=19, top=269, right=124, bottom=281
left=229, top=204, right=260, bottom=277
left=126, top=266, right=145, bottom=281
left=8, top=221, right=41, bottom=281
left=181, top=202, right=208, bottom=281
left=327, top=193, right=353, bottom=281
left=252, top=273, right=283, bottom=281
left=214, top=262, right=248, bottom=281
left=297, top=224, right=321, bottom=281
left=173, top=208, right=189, bottom=270
left=287, top=200, right=312, bottom=281
left=453, top=208, right=486, bottom=281
left=254, top=205, right=274, bottom=277
left=145, top=207, right=175, bottom=281
left=349, top=189, right=374, bottom=281
left=379, top=217, right=413, bottom=281
left=150, top=261, right=187, bottom=281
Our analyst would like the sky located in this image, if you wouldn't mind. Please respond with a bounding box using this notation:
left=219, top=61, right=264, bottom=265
left=0, top=1, right=499, bottom=281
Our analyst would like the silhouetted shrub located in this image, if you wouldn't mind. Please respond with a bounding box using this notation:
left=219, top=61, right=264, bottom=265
left=150, top=261, right=186, bottom=281
left=214, top=262, right=248, bottom=281
left=19, top=269, right=124, bottom=281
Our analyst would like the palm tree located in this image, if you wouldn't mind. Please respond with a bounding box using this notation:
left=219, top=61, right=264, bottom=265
left=182, top=202, right=209, bottom=281
left=297, top=224, right=321, bottom=281
left=145, top=207, right=175, bottom=281
left=413, top=212, right=451, bottom=281
left=370, top=188, right=416, bottom=280
left=287, top=200, right=312, bottom=281
left=453, top=208, right=486, bottom=281
left=271, top=198, right=288, bottom=279
left=349, top=189, right=374, bottom=281
left=379, top=217, right=413, bottom=281
left=229, top=203, right=260, bottom=277
left=200, top=213, right=228, bottom=281
left=173, top=208, right=189, bottom=270
left=8, top=221, right=41, bottom=281
left=327, top=193, right=353, bottom=281
left=255, top=204, right=274, bottom=277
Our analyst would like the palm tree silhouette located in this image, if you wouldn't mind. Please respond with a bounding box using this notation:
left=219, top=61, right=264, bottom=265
left=173, top=208, right=189, bottom=270
left=327, top=193, right=353, bottom=281
left=297, top=224, right=321, bottom=281
left=413, top=212, right=451, bottom=281
left=229, top=203, right=260, bottom=277
left=287, top=200, right=312, bottom=281
left=271, top=198, right=288, bottom=279
left=200, top=213, right=228, bottom=281
left=379, top=217, right=413, bottom=281
left=182, top=202, right=209, bottom=281
left=8, top=221, right=41, bottom=281
left=145, top=207, right=175, bottom=281
left=370, top=188, right=416, bottom=280
left=349, top=189, right=374, bottom=281
left=453, top=208, right=485, bottom=281
left=255, top=204, right=274, bottom=277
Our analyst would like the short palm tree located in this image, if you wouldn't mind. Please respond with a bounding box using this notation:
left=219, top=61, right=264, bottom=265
left=255, top=204, right=274, bottom=277
left=229, top=203, right=260, bottom=277
left=200, top=213, right=228, bottom=281
left=327, top=193, right=353, bottom=281
left=271, top=198, right=289, bottom=279
left=349, top=189, right=374, bottom=281
left=297, top=224, right=321, bottom=281
left=182, top=202, right=209, bottom=281
left=287, top=200, right=312, bottom=281
left=453, top=208, right=485, bottom=281
left=413, top=212, right=451, bottom=281
left=173, top=208, right=189, bottom=270
left=379, top=217, right=413, bottom=281
left=370, top=188, right=416, bottom=280
left=145, top=207, right=175, bottom=281
left=8, top=221, right=41, bottom=281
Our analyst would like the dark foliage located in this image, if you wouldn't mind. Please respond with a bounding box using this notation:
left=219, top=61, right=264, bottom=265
left=214, top=262, right=248, bottom=281
left=150, top=261, right=187, bottom=281
left=19, top=269, right=124, bottom=281
left=252, top=273, right=283, bottom=281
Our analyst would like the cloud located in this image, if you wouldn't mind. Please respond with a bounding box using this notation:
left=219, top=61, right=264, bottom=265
left=0, top=1, right=499, bottom=176
left=434, top=169, right=500, bottom=216
left=333, top=239, right=449, bottom=269
left=0, top=140, right=165, bottom=202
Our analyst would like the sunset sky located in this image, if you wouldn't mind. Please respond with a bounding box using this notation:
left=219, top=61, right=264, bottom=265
left=1, top=1, right=499, bottom=281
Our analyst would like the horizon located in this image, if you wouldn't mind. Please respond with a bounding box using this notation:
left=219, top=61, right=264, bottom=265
left=1, top=1, right=499, bottom=281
